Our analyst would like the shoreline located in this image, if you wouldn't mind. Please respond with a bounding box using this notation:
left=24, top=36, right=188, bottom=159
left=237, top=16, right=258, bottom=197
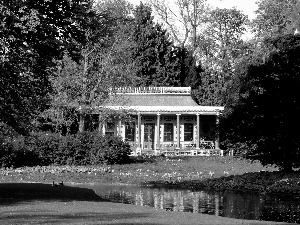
left=0, top=182, right=297, bottom=225
left=1, top=165, right=300, bottom=194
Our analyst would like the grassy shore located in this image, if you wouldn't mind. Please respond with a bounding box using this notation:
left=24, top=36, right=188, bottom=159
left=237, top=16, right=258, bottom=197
left=0, top=156, right=272, bottom=182
left=3, top=155, right=298, bottom=194
left=1, top=156, right=300, bottom=194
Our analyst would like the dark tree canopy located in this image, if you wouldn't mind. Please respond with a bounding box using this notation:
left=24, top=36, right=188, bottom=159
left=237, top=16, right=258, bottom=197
left=131, top=3, right=182, bottom=87
left=176, top=47, right=203, bottom=89
left=0, top=0, right=101, bottom=135
left=220, top=34, right=300, bottom=171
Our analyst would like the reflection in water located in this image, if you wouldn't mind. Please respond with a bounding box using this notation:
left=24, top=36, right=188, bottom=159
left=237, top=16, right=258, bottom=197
left=80, top=184, right=300, bottom=223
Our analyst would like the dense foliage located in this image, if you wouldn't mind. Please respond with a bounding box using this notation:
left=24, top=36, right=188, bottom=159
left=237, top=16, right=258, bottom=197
left=0, top=132, right=132, bottom=167
left=0, top=0, right=101, bottom=135
left=131, top=3, right=181, bottom=86
left=252, top=0, right=299, bottom=38
left=220, top=34, right=300, bottom=171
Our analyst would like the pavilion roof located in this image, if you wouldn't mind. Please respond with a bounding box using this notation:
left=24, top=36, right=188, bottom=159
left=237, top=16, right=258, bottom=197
left=99, top=87, right=224, bottom=114
left=108, top=94, right=200, bottom=107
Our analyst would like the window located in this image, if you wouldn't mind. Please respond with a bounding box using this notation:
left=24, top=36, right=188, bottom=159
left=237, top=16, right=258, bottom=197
left=105, top=122, right=115, bottom=136
left=125, top=122, right=135, bottom=142
left=184, top=123, right=193, bottom=141
left=164, top=123, right=173, bottom=142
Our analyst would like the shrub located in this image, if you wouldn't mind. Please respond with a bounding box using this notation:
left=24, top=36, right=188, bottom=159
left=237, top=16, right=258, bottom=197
left=89, top=134, right=132, bottom=165
left=56, top=135, right=82, bottom=165
left=31, top=132, right=61, bottom=165
left=0, top=135, right=40, bottom=168
left=0, top=132, right=132, bottom=167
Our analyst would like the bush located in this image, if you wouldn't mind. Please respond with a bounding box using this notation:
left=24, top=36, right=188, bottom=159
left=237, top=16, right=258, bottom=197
left=0, top=135, right=40, bottom=168
left=89, top=133, right=132, bottom=165
left=31, top=132, right=62, bottom=165
left=0, top=131, right=132, bottom=167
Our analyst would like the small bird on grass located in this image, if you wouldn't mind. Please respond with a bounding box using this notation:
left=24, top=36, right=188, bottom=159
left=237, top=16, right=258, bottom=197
left=52, top=181, right=64, bottom=187
left=209, top=171, right=214, bottom=177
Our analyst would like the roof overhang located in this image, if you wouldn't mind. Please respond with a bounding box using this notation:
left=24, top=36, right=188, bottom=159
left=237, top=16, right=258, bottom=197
left=96, top=106, right=224, bottom=115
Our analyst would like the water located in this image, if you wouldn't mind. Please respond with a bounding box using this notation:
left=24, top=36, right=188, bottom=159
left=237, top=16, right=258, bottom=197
left=76, top=184, right=300, bottom=224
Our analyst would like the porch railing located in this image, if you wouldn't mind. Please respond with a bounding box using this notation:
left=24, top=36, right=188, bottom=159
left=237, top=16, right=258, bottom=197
left=127, top=141, right=223, bottom=156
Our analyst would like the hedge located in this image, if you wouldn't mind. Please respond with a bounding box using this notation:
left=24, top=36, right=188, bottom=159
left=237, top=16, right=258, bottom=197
left=0, top=132, right=132, bottom=167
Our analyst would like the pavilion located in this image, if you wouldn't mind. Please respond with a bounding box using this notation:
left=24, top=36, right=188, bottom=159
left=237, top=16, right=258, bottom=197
left=80, top=87, right=224, bottom=156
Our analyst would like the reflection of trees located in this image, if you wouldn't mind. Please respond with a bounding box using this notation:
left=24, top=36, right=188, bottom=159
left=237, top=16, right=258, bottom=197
left=130, top=189, right=221, bottom=215
left=222, top=191, right=261, bottom=220
left=92, top=185, right=300, bottom=223
left=261, top=195, right=300, bottom=223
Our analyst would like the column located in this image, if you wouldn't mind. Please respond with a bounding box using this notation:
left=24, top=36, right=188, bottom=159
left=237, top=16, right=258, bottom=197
left=137, top=113, right=142, bottom=149
left=156, top=113, right=161, bottom=152
left=118, top=119, right=122, bottom=136
left=176, top=114, right=181, bottom=149
left=196, top=113, right=200, bottom=149
left=78, top=114, right=84, bottom=132
left=102, top=123, right=105, bottom=135
left=215, top=112, right=220, bottom=150
left=98, top=115, right=102, bottom=134
left=215, top=194, right=220, bottom=216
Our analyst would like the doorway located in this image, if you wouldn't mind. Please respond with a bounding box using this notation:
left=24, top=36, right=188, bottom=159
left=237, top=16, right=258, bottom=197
left=144, top=123, right=155, bottom=150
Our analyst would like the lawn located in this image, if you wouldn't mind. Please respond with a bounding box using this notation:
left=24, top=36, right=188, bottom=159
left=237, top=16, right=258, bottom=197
left=0, top=156, right=276, bottom=185
left=1, top=155, right=300, bottom=193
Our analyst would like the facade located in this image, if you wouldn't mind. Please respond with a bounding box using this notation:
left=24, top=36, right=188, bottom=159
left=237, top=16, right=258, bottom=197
left=82, top=87, right=224, bottom=156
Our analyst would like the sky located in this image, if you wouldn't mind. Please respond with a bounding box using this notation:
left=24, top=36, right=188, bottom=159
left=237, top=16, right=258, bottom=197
left=207, top=0, right=258, bottom=19
left=127, top=0, right=258, bottom=20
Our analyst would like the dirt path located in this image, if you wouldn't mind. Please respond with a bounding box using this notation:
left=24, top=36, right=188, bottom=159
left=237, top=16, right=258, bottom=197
left=0, top=183, right=296, bottom=225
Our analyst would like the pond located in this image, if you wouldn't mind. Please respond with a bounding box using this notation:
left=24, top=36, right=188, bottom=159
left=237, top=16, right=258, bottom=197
left=76, top=184, right=300, bottom=224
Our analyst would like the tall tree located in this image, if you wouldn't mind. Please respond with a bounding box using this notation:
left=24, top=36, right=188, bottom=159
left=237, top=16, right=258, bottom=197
left=43, top=1, right=138, bottom=133
left=197, top=8, right=248, bottom=76
left=193, top=8, right=248, bottom=106
left=220, top=34, right=300, bottom=171
left=148, top=0, right=209, bottom=53
left=0, top=0, right=99, bottom=135
left=176, top=47, right=203, bottom=89
left=131, top=3, right=181, bottom=86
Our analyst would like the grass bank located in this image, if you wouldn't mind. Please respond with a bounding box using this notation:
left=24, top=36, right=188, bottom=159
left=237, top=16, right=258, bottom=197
left=1, top=156, right=299, bottom=194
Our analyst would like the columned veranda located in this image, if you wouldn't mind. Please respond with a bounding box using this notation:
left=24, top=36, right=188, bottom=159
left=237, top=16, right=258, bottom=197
left=80, top=87, right=224, bottom=156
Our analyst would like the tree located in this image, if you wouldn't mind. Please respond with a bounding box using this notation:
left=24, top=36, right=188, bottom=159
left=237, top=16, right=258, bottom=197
left=220, top=34, right=300, bottom=171
left=95, top=0, right=134, bottom=24
left=193, top=8, right=248, bottom=106
left=192, top=70, right=225, bottom=106
left=252, top=0, right=299, bottom=38
left=131, top=3, right=182, bottom=86
left=43, top=31, right=137, bottom=133
left=0, top=0, right=100, bottom=135
left=148, top=0, right=209, bottom=53
left=38, top=0, right=140, bottom=134
left=197, top=8, right=248, bottom=76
